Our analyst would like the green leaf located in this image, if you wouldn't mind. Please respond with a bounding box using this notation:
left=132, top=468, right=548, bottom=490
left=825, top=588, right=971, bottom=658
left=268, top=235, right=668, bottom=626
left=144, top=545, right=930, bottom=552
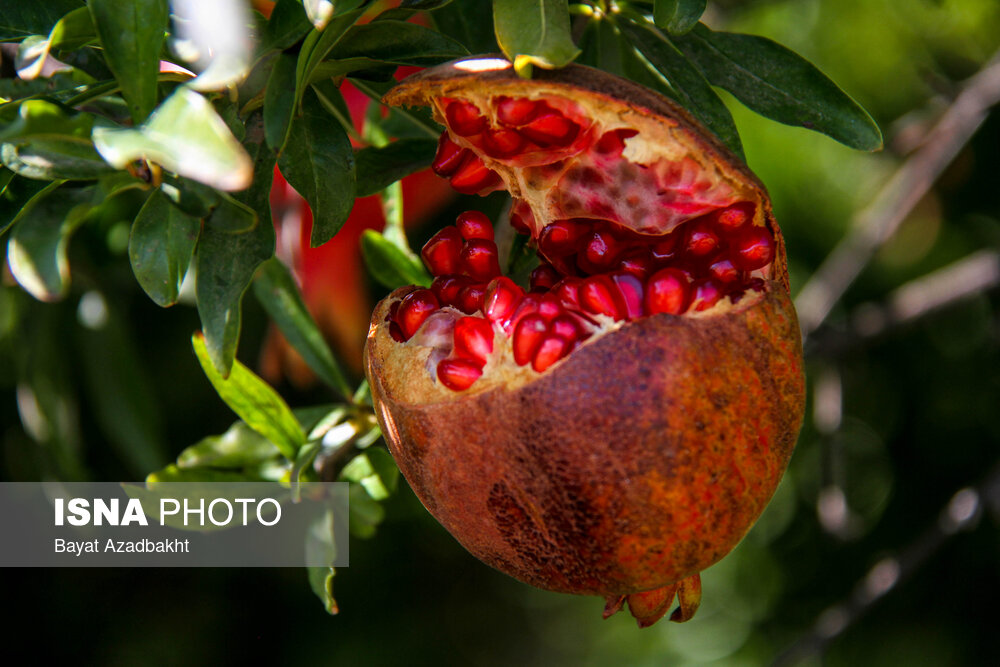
left=319, top=20, right=468, bottom=72
left=339, top=448, right=399, bottom=500
left=264, top=52, right=298, bottom=151
left=307, top=566, right=338, bottom=614
left=354, top=138, right=436, bottom=198
left=194, top=118, right=275, bottom=375
left=401, top=0, right=454, bottom=9
left=673, top=24, right=883, bottom=151
left=49, top=6, right=95, bottom=50
left=0, top=173, right=49, bottom=236
left=176, top=420, right=283, bottom=470
left=616, top=14, right=744, bottom=159
left=158, top=173, right=220, bottom=218
left=278, top=88, right=355, bottom=247
left=431, top=0, right=498, bottom=54
left=653, top=0, right=705, bottom=35
left=129, top=189, right=200, bottom=307
left=146, top=463, right=277, bottom=484
left=306, top=511, right=338, bottom=614
left=93, top=87, right=253, bottom=192
left=262, top=0, right=312, bottom=53
left=7, top=184, right=91, bottom=301
left=295, top=9, right=364, bottom=105
left=204, top=193, right=258, bottom=234
left=346, top=483, right=384, bottom=538
left=361, top=229, right=431, bottom=290
left=252, top=258, right=353, bottom=399
left=88, top=0, right=168, bottom=123
left=0, top=0, right=82, bottom=42
left=303, top=0, right=365, bottom=31
left=0, top=99, right=112, bottom=180
left=192, top=332, right=305, bottom=461
left=493, top=0, right=580, bottom=74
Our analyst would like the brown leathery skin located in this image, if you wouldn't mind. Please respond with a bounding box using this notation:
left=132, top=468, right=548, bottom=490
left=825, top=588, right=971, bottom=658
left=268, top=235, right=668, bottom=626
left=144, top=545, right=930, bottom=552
left=365, top=285, right=805, bottom=595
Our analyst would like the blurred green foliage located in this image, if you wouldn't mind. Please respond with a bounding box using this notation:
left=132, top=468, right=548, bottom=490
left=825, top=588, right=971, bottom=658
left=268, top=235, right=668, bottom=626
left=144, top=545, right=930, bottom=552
left=1, top=0, right=999, bottom=665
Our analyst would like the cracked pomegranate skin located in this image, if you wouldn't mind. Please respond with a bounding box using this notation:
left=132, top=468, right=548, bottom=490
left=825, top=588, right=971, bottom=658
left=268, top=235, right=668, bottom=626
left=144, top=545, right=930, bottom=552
left=364, top=60, right=806, bottom=607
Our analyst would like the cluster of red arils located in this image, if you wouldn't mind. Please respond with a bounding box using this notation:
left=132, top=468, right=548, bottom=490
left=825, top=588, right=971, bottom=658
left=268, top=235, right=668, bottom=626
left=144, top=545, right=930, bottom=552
left=430, top=96, right=585, bottom=194
left=384, top=200, right=775, bottom=392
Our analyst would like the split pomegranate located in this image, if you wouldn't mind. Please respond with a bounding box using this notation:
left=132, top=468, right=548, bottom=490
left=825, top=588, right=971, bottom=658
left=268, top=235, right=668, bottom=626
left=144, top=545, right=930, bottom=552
left=364, top=59, right=806, bottom=627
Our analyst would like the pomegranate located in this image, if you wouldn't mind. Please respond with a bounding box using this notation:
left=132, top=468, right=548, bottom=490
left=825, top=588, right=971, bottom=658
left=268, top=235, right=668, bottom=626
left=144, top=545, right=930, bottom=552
left=364, top=58, right=805, bottom=627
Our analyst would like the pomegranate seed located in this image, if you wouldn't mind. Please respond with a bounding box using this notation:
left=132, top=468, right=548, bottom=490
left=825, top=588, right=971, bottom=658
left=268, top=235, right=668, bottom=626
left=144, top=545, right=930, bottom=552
left=481, top=128, right=526, bottom=158
left=456, top=210, right=494, bottom=241
left=437, top=358, right=482, bottom=391
left=538, top=294, right=562, bottom=321
left=645, top=268, right=690, bottom=315
left=549, top=314, right=580, bottom=342
left=445, top=100, right=486, bottom=136
left=532, top=335, right=570, bottom=372
left=610, top=272, right=645, bottom=320
left=707, top=255, right=740, bottom=284
left=593, top=129, right=636, bottom=157
left=496, top=96, right=542, bottom=126
left=453, top=316, right=494, bottom=365
left=617, top=249, right=654, bottom=279
left=460, top=238, right=501, bottom=281
left=530, top=263, right=560, bottom=291
left=431, top=133, right=468, bottom=177
left=518, top=111, right=580, bottom=148
left=456, top=284, right=486, bottom=313
left=508, top=294, right=542, bottom=330
left=683, top=219, right=719, bottom=258
left=730, top=225, right=775, bottom=271
left=450, top=153, right=501, bottom=194
left=431, top=274, right=470, bottom=306
left=397, top=289, right=439, bottom=339
left=389, top=322, right=405, bottom=342
left=712, top=202, right=755, bottom=233
left=580, top=276, right=624, bottom=320
left=650, top=232, right=680, bottom=264
left=583, top=229, right=624, bottom=268
left=689, top=279, right=723, bottom=312
left=483, top=277, right=524, bottom=324
left=552, top=278, right=583, bottom=310
left=539, top=219, right=589, bottom=257
left=512, top=314, right=548, bottom=366
left=421, top=226, right=463, bottom=276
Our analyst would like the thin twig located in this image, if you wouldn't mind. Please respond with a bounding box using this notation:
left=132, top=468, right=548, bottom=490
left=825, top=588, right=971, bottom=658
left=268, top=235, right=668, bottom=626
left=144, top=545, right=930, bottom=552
left=795, top=50, right=1000, bottom=339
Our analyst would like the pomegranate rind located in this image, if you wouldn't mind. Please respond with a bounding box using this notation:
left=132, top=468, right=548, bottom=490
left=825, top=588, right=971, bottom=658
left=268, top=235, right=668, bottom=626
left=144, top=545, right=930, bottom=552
left=365, top=60, right=806, bottom=599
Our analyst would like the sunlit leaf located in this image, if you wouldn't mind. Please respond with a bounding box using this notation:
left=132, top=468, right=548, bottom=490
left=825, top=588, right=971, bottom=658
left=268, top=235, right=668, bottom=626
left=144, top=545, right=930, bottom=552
left=48, top=6, right=95, bottom=50
left=0, top=99, right=111, bottom=180
left=278, top=88, right=355, bottom=246
left=7, top=184, right=91, bottom=301
left=88, top=0, right=168, bottom=122
left=129, top=189, right=200, bottom=307
left=616, top=14, right=744, bottom=159
left=302, top=0, right=365, bottom=31
left=339, top=448, right=399, bottom=501
left=361, top=229, right=431, bottom=290
left=15, top=35, right=71, bottom=80
left=673, top=24, right=883, bottom=151
left=252, top=258, right=353, bottom=398
left=354, top=138, right=436, bottom=197
left=93, top=87, right=253, bottom=191
left=653, top=0, right=705, bottom=35
left=176, top=420, right=283, bottom=469
left=192, top=333, right=304, bottom=461
left=494, top=0, right=580, bottom=74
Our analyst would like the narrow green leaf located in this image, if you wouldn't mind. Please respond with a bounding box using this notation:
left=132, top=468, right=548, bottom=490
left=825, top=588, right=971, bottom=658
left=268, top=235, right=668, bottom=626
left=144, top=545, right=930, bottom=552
left=401, top=0, right=454, bottom=9
left=303, top=0, right=364, bottom=31
left=0, top=174, right=50, bottom=236
left=0, top=0, right=82, bottom=42
left=493, top=0, right=580, bottom=73
left=354, top=138, right=436, bottom=198
left=192, top=332, right=304, bottom=461
left=673, top=24, right=883, bottom=151
left=129, top=189, right=200, bottom=307
left=93, top=87, right=253, bottom=192
left=307, top=566, right=338, bottom=614
left=294, top=9, right=364, bottom=105
left=7, top=184, right=91, bottom=301
left=252, top=258, right=353, bottom=399
left=361, top=229, right=431, bottom=290
left=306, top=511, right=338, bottom=614
left=264, top=52, right=298, bottom=151
left=49, top=6, right=95, bottom=50
left=616, top=14, right=744, bottom=159
left=340, top=448, right=399, bottom=500
left=346, top=483, right=384, bottom=538
left=653, top=0, right=705, bottom=35
left=0, top=99, right=111, bottom=180
left=88, top=0, right=168, bottom=123
left=176, top=421, right=283, bottom=470
left=278, top=88, right=356, bottom=246
left=324, top=20, right=468, bottom=67
left=194, top=118, right=275, bottom=375
left=205, top=193, right=258, bottom=234
left=146, top=463, right=276, bottom=483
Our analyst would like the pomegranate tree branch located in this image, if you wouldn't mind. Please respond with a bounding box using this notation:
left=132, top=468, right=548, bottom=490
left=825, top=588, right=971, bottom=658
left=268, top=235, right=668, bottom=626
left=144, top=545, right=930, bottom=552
left=805, top=249, right=1000, bottom=358
left=771, top=462, right=1000, bottom=667
left=795, top=50, right=1000, bottom=339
